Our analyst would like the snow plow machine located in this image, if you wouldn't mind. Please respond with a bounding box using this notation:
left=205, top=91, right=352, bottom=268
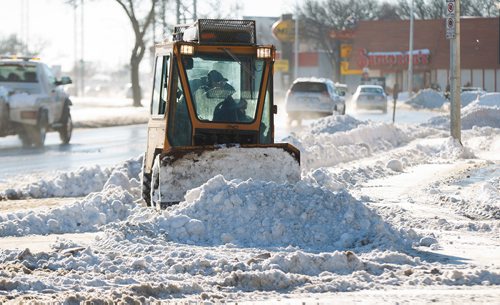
left=141, top=19, right=300, bottom=209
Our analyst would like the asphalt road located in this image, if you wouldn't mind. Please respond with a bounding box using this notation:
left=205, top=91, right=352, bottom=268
left=0, top=124, right=147, bottom=181
left=0, top=103, right=441, bottom=182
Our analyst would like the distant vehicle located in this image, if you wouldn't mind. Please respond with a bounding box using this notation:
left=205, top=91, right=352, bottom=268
left=352, top=84, right=388, bottom=113
left=0, top=56, right=73, bottom=147
left=285, top=78, right=346, bottom=126
left=335, top=82, right=349, bottom=97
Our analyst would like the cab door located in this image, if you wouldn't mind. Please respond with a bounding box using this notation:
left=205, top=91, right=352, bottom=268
left=40, top=64, right=64, bottom=123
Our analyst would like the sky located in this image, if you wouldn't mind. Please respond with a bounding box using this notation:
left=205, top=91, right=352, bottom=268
left=0, top=0, right=296, bottom=72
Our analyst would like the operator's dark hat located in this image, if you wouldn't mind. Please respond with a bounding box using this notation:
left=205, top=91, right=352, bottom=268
left=208, top=70, right=227, bottom=83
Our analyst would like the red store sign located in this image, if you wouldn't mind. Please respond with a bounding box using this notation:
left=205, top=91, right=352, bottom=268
left=358, top=49, right=431, bottom=68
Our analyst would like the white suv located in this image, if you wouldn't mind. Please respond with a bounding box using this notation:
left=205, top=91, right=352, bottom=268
left=285, top=78, right=346, bottom=125
left=0, top=56, right=73, bottom=147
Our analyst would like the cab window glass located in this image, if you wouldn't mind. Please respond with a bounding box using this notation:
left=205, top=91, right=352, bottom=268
left=183, top=53, right=264, bottom=123
left=159, top=55, right=170, bottom=115
left=167, top=64, right=192, bottom=146
left=260, top=79, right=272, bottom=144
left=151, top=56, right=163, bottom=115
left=43, top=65, right=56, bottom=87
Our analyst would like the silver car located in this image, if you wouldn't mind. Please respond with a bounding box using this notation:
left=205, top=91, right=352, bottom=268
left=352, top=85, right=388, bottom=113
left=285, top=78, right=346, bottom=125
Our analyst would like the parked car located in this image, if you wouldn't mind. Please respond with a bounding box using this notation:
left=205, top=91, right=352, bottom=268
left=352, top=84, right=388, bottom=113
left=0, top=56, right=73, bottom=147
left=285, top=78, right=346, bottom=125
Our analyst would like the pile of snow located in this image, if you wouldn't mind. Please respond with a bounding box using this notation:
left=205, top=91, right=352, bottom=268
left=461, top=90, right=485, bottom=107
left=406, top=89, right=447, bottom=109
left=460, top=93, right=500, bottom=129
left=417, top=137, right=475, bottom=159
left=289, top=122, right=415, bottom=171
left=308, top=115, right=363, bottom=135
left=425, top=93, right=500, bottom=130
left=0, top=156, right=142, bottom=200
left=157, top=147, right=300, bottom=203
left=127, top=175, right=413, bottom=251
left=0, top=158, right=142, bottom=237
left=470, top=92, right=500, bottom=107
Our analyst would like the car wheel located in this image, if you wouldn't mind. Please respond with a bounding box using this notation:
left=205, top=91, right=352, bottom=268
left=59, top=111, right=73, bottom=144
left=28, top=111, right=48, bottom=148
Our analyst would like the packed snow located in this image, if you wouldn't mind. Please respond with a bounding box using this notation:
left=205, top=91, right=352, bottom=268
left=156, top=147, right=300, bottom=203
left=0, top=95, right=499, bottom=303
left=425, top=92, right=500, bottom=130
left=406, top=89, right=447, bottom=109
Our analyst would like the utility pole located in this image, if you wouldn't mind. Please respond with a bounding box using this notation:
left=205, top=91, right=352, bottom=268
left=408, top=0, right=414, bottom=96
left=294, top=15, right=299, bottom=80
left=73, top=2, right=79, bottom=96
left=80, top=0, right=85, bottom=97
left=447, top=0, right=461, bottom=143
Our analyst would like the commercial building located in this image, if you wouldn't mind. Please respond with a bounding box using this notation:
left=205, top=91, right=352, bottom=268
left=345, top=17, right=500, bottom=93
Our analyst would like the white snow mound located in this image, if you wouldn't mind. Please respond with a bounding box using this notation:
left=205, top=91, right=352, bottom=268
left=309, top=115, right=363, bottom=135
left=407, top=89, right=447, bottom=109
left=152, top=175, right=411, bottom=250
left=158, top=147, right=300, bottom=202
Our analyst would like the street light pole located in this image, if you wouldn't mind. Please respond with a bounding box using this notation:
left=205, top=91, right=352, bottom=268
left=408, top=0, right=414, bottom=96
left=294, top=15, right=299, bottom=81
left=497, top=2, right=500, bottom=65
left=449, top=0, right=461, bottom=143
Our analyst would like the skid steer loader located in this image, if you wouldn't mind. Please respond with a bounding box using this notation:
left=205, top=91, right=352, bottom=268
left=141, top=19, right=300, bottom=209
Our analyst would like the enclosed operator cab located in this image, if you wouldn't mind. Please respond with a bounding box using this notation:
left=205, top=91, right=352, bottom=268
left=142, top=19, right=300, bottom=208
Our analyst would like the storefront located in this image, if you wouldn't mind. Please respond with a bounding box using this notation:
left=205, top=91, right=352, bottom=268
left=346, top=17, right=500, bottom=94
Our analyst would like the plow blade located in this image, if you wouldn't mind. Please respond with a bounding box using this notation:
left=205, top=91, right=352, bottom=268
left=151, top=144, right=300, bottom=208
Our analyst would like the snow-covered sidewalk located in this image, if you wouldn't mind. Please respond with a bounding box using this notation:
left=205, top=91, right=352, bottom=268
left=71, top=96, right=149, bottom=128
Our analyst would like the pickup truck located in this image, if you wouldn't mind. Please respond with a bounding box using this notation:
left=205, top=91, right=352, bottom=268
left=0, top=56, right=73, bottom=147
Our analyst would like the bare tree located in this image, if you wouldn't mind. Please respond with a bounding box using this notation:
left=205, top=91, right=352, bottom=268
left=378, top=2, right=401, bottom=20
left=396, top=0, right=499, bottom=19
left=296, top=0, right=380, bottom=80
left=115, top=0, right=158, bottom=107
left=0, top=34, right=46, bottom=56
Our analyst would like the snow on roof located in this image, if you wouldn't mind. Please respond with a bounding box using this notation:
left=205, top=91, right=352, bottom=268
left=292, top=77, right=333, bottom=84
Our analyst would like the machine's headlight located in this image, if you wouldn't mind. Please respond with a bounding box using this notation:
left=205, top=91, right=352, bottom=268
left=180, top=45, right=194, bottom=55
left=257, top=47, right=271, bottom=58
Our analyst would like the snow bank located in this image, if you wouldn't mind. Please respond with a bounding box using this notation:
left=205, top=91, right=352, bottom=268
left=461, top=91, right=485, bottom=107
left=1, top=156, right=142, bottom=200
left=0, top=158, right=142, bottom=237
left=308, top=115, right=363, bottom=135
left=406, top=89, right=447, bottom=109
left=425, top=93, right=500, bottom=130
left=135, top=175, right=411, bottom=251
left=417, top=137, right=475, bottom=159
left=471, top=92, right=500, bottom=107
left=289, top=122, right=413, bottom=171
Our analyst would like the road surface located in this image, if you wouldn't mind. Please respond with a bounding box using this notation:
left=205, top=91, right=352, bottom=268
left=0, top=103, right=442, bottom=182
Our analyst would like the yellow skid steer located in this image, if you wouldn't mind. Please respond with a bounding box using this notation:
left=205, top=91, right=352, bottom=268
left=141, top=19, right=300, bottom=209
